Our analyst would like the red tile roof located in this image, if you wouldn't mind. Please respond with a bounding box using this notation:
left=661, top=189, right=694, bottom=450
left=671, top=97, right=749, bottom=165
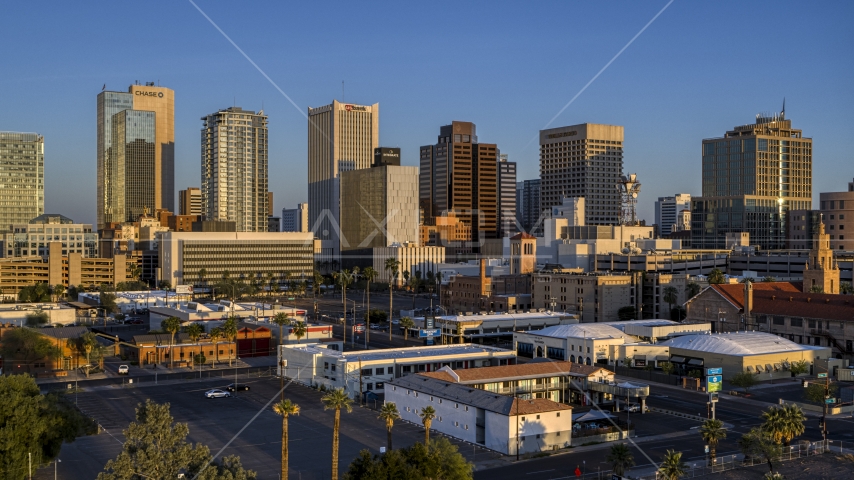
left=710, top=282, right=854, bottom=322
left=510, top=232, right=536, bottom=240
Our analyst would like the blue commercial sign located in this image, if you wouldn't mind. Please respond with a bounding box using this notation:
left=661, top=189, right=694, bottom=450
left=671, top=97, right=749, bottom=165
left=419, top=328, right=441, bottom=338
left=706, top=367, right=723, bottom=376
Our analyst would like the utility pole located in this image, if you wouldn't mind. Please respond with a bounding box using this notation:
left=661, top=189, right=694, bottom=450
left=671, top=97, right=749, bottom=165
left=359, top=357, right=363, bottom=407
left=820, top=365, right=831, bottom=450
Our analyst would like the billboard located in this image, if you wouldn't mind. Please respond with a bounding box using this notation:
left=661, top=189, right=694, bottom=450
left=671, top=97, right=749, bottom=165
left=175, top=285, right=193, bottom=294
left=707, top=375, right=722, bottom=393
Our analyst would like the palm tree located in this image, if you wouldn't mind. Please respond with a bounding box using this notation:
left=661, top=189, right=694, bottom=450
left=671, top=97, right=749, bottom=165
left=685, top=282, right=701, bottom=299
left=185, top=323, right=204, bottom=371
left=321, top=388, right=353, bottom=480
left=266, top=272, right=275, bottom=297
left=333, top=269, right=357, bottom=340
left=198, top=268, right=207, bottom=288
left=606, top=443, right=635, bottom=476
left=708, top=268, right=726, bottom=285
left=658, top=449, right=687, bottom=480
left=761, top=404, right=805, bottom=446
left=362, top=267, right=378, bottom=338
left=221, top=316, right=239, bottom=366
left=399, top=317, right=415, bottom=345
left=272, top=312, right=292, bottom=349
left=700, top=418, right=727, bottom=465
left=402, top=270, right=410, bottom=291
left=161, top=317, right=182, bottom=369
left=385, top=258, right=400, bottom=341
left=662, top=286, right=678, bottom=320
left=761, top=276, right=776, bottom=282
left=292, top=321, right=307, bottom=343
left=378, top=402, right=401, bottom=451
left=273, top=399, right=300, bottom=480
left=209, top=327, right=223, bottom=367
left=419, top=405, right=437, bottom=445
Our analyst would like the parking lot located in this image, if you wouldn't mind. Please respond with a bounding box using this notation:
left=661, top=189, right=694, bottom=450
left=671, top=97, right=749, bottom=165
left=44, top=374, right=501, bottom=479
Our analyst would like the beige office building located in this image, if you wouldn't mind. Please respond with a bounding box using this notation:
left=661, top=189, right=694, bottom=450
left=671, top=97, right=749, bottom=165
left=373, top=243, right=445, bottom=288
left=158, top=231, right=318, bottom=287
left=201, top=107, right=269, bottom=232
left=97, top=84, right=174, bottom=230
left=282, top=203, right=309, bottom=233
left=0, top=132, right=44, bottom=233
left=819, top=178, right=854, bottom=251
left=178, top=187, right=202, bottom=216
left=539, top=124, right=624, bottom=225
left=307, top=101, right=379, bottom=261
left=340, top=165, right=419, bottom=250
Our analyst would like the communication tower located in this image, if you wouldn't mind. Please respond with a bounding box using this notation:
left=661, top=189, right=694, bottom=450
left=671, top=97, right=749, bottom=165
left=617, top=173, right=641, bottom=226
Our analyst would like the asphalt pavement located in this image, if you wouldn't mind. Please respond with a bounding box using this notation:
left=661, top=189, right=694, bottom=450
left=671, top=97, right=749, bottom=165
left=40, top=373, right=500, bottom=480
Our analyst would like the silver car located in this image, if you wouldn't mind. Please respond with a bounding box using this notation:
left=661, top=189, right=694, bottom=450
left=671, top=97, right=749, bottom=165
left=205, top=389, right=231, bottom=399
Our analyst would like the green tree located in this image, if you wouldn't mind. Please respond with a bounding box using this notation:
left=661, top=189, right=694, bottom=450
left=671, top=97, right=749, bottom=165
left=761, top=404, right=805, bottom=446
left=385, top=258, right=401, bottom=341
left=419, top=405, right=437, bottom=445
left=617, top=306, right=637, bottom=321
left=606, top=443, right=634, bottom=476
left=97, top=400, right=256, bottom=480
left=761, top=276, right=777, bottom=282
left=185, top=323, right=204, bottom=371
left=66, top=284, right=81, bottom=302
left=685, top=282, right=701, bottom=300
left=221, top=316, right=239, bottom=367
left=789, top=359, right=809, bottom=376
left=708, top=269, right=726, bottom=285
left=658, top=449, right=687, bottom=480
left=700, top=418, right=727, bottom=465
left=840, top=281, right=853, bottom=294
left=378, top=402, right=401, bottom=452
left=322, top=388, right=353, bottom=480
left=18, top=283, right=52, bottom=302
left=99, top=285, right=118, bottom=314
left=399, top=317, right=415, bottom=344
left=809, top=285, right=824, bottom=293
left=659, top=361, right=675, bottom=375
left=0, top=375, right=93, bottom=479
left=804, top=382, right=837, bottom=405
left=161, top=317, right=182, bottom=369
left=0, top=328, right=60, bottom=373
left=272, top=312, right=292, bottom=348
left=730, top=371, right=759, bottom=393
left=54, top=284, right=67, bottom=302
left=273, top=399, right=300, bottom=480
left=25, top=311, right=50, bottom=327
left=209, top=327, right=223, bottom=367
left=738, top=427, right=781, bottom=474
left=291, top=321, right=307, bottom=343
left=344, top=438, right=473, bottom=480
left=663, top=286, right=679, bottom=319
left=67, top=331, right=100, bottom=378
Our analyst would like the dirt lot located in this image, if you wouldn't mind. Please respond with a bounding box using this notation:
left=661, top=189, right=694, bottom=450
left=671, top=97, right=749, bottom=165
left=707, top=454, right=854, bottom=480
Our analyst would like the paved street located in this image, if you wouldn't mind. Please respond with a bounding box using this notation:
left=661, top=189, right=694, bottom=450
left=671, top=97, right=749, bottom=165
left=41, top=374, right=499, bottom=480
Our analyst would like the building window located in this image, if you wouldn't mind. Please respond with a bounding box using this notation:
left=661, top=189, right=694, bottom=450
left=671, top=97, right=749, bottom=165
left=556, top=412, right=560, bottom=417
left=536, top=415, right=540, bottom=419
left=324, top=362, right=329, bottom=370
left=366, top=383, right=373, bottom=390
left=361, top=368, right=372, bottom=376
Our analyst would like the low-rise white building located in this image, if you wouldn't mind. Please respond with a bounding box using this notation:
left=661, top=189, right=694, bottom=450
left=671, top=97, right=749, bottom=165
left=413, top=311, right=578, bottom=345
left=386, top=374, right=573, bottom=455
left=148, top=301, right=305, bottom=330
left=0, top=303, right=77, bottom=326
left=278, top=343, right=516, bottom=398
left=513, top=320, right=712, bottom=366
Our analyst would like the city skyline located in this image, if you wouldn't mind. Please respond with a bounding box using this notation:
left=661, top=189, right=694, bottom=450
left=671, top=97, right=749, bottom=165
left=0, top=2, right=851, bottom=228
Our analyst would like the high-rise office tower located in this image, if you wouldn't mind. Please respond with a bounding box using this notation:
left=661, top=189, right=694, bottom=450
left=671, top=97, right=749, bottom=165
left=420, top=121, right=498, bottom=241
left=201, top=107, right=269, bottom=232
left=97, top=83, right=174, bottom=230
left=282, top=203, right=309, bottom=233
left=341, top=152, right=419, bottom=250
left=516, top=179, right=541, bottom=234
left=178, top=187, right=202, bottom=216
left=655, top=194, right=691, bottom=236
left=539, top=123, right=623, bottom=225
left=307, top=100, right=379, bottom=260
left=691, top=109, right=812, bottom=249
left=0, top=132, right=44, bottom=232
left=498, top=154, right=517, bottom=237
left=267, top=191, right=274, bottom=216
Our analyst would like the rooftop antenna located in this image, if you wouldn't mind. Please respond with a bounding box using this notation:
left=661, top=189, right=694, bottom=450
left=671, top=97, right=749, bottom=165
left=781, top=97, right=786, bottom=119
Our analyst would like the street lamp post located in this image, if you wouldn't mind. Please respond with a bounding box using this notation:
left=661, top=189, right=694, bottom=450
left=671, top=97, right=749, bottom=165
left=54, top=458, right=61, bottom=480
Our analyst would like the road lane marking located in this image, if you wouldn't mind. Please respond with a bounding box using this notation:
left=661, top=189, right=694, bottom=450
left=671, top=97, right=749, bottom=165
left=527, top=470, right=555, bottom=475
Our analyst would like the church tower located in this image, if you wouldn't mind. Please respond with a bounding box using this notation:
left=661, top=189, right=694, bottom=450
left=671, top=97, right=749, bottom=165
left=802, top=219, right=840, bottom=294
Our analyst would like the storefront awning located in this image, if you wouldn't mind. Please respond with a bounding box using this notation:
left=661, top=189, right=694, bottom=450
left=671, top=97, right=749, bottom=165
left=670, top=356, right=686, bottom=363
left=687, top=358, right=704, bottom=366
left=746, top=366, right=755, bottom=373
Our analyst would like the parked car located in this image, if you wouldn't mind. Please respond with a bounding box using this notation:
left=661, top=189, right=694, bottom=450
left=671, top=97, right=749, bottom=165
left=226, top=383, right=250, bottom=392
left=205, top=389, right=231, bottom=398
left=626, top=404, right=649, bottom=413
left=118, top=365, right=129, bottom=375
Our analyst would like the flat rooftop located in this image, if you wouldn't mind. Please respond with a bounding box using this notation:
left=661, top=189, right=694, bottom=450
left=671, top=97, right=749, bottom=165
left=429, top=311, right=577, bottom=324
left=286, top=343, right=515, bottom=362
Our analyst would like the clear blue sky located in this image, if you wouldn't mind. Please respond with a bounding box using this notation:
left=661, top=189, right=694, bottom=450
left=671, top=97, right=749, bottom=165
left=1, top=1, right=852, bottom=225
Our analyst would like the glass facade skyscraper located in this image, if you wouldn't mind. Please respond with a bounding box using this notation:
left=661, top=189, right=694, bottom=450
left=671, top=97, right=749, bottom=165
left=0, top=132, right=44, bottom=232
left=97, top=84, right=174, bottom=230
left=691, top=111, right=812, bottom=250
